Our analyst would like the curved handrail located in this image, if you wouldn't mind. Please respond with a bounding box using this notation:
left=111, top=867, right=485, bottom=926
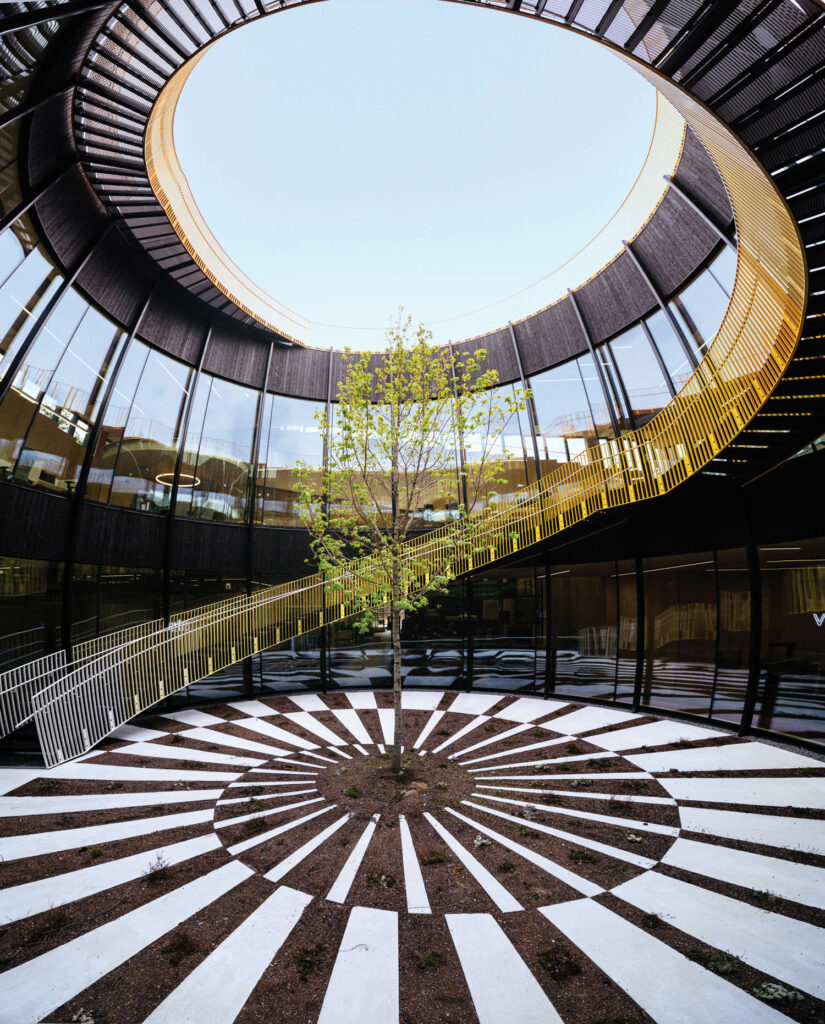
left=29, top=30, right=807, bottom=768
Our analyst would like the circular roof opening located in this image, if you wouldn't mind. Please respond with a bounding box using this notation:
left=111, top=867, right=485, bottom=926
left=173, top=0, right=671, bottom=349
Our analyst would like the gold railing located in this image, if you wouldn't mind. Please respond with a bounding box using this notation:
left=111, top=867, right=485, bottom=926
left=29, top=38, right=807, bottom=767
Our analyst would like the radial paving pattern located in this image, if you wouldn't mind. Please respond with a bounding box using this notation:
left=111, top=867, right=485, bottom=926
left=1, top=690, right=824, bottom=1024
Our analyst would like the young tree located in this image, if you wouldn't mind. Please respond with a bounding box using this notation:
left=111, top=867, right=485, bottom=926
left=296, top=316, right=527, bottom=774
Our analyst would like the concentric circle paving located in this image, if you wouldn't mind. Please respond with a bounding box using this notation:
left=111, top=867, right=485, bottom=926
left=1, top=690, right=823, bottom=1024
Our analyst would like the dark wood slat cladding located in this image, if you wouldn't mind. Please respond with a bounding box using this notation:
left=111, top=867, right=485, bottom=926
left=171, top=518, right=248, bottom=572
left=138, top=286, right=207, bottom=365
left=271, top=345, right=332, bottom=401
left=672, top=128, right=733, bottom=228
left=630, top=189, right=719, bottom=297
left=575, top=250, right=657, bottom=342
left=251, top=527, right=314, bottom=575
left=24, top=93, right=77, bottom=193
left=0, top=484, right=70, bottom=562
left=453, top=331, right=520, bottom=385
left=75, top=229, right=155, bottom=328
left=73, top=502, right=166, bottom=568
left=31, top=163, right=107, bottom=267
left=202, top=320, right=270, bottom=387
left=514, top=299, right=588, bottom=376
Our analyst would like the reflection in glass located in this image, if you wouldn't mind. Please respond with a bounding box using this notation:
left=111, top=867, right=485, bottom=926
left=756, top=538, right=825, bottom=743
left=551, top=561, right=618, bottom=700
left=9, top=305, right=124, bottom=491
left=529, top=361, right=597, bottom=474
left=183, top=374, right=257, bottom=522
left=107, top=344, right=192, bottom=512
left=609, top=324, right=672, bottom=424
left=257, top=394, right=324, bottom=526
left=641, top=553, right=716, bottom=715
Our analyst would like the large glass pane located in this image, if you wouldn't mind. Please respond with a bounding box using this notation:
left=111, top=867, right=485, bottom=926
left=755, top=537, right=825, bottom=744
left=669, top=267, right=730, bottom=357
left=186, top=375, right=257, bottom=522
left=85, top=340, right=148, bottom=503
left=0, top=555, right=62, bottom=671
left=529, top=360, right=597, bottom=475
left=640, top=552, right=716, bottom=716
left=463, top=383, right=527, bottom=515
left=615, top=558, right=638, bottom=700
left=578, top=351, right=613, bottom=438
left=708, top=245, right=737, bottom=296
left=258, top=394, right=325, bottom=526
left=551, top=560, right=617, bottom=699
left=0, top=229, right=25, bottom=284
left=108, top=345, right=192, bottom=512
left=609, top=324, right=672, bottom=424
left=471, top=567, right=537, bottom=691
left=0, top=247, right=61, bottom=384
left=12, top=305, right=125, bottom=491
left=645, top=309, right=693, bottom=390
left=711, top=546, right=749, bottom=726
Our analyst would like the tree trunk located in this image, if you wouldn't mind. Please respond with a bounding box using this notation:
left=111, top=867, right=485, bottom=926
left=391, top=574, right=403, bottom=775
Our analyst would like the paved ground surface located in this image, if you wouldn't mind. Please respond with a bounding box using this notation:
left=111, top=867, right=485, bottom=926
left=0, top=690, right=823, bottom=1024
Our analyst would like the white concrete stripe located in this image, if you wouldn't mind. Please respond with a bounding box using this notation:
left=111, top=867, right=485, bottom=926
left=0, top=834, right=221, bottom=924
left=110, top=725, right=168, bottom=742
left=431, top=716, right=489, bottom=753
left=474, top=792, right=679, bottom=836
left=454, top=723, right=533, bottom=756
left=627, top=741, right=822, bottom=773
left=216, top=788, right=317, bottom=805
left=413, top=710, right=445, bottom=749
left=288, top=693, right=329, bottom=712
left=302, top=750, right=338, bottom=764
left=540, top=898, right=790, bottom=1024
left=0, top=861, right=253, bottom=1024
left=328, top=746, right=353, bottom=759
left=0, top=790, right=222, bottom=816
left=214, top=796, right=326, bottom=830
left=449, top=693, right=502, bottom=715
left=114, top=742, right=262, bottom=767
left=423, top=812, right=522, bottom=912
left=160, top=710, right=226, bottom=726
left=331, top=709, right=373, bottom=745
left=679, top=806, right=825, bottom=855
left=0, top=769, right=42, bottom=796
left=227, top=805, right=337, bottom=856
left=459, top=735, right=572, bottom=765
left=250, top=767, right=318, bottom=776
left=445, top=807, right=603, bottom=896
left=480, top=772, right=650, bottom=781
left=264, top=814, right=350, bottom=883
left=228, top=779, right=315, bottom=787
left=399, top=814, right=430, bottom=914
left=401, top=691, right=442, bottom=710
left=495, top=697, right=567, bottom=722
left=226, top=699, right=278, bottom=717
left=0, top=808, right=214, bottom=862
left=378, top=742, right=387, bottom=754
left=233, top=716, right=319, bottom=750
left=327, top=814, right=379, bottom=904
left=346, top=691, right=378, bottom=710
left=377, top=708, right=395, bottom=745
left=447, top=913, right=563, bottom=1024
left=48, top=764, right=241, bottom=783
left=542, top=707, right=641, bottom=734
left=663, top=837, right=825, bottom=910
left=272, top=755, right=329, bottom=769
left=660, top=776, right=825, bottom=808
left=317, top=906, right=399, bottom=1024
left=182, top=725, right=292, bottom=756
left=353, top=743, right=369, bottom=756
left=282, top=711, right=346, bottom=746
left=142, top=885, right=313, bottom=1024
left=469, top=751, right=618, bottom=772
left=462, top=799, right=655, bottom=869
left=586, top=720, right=723, bottom=751
left=474, top=784, right=674, bottom=806
left=614, top=871, right=825, bottom=999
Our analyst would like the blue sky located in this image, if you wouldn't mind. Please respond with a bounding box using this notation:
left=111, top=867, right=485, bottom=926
left=176, top=0, right=658, bottom=349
